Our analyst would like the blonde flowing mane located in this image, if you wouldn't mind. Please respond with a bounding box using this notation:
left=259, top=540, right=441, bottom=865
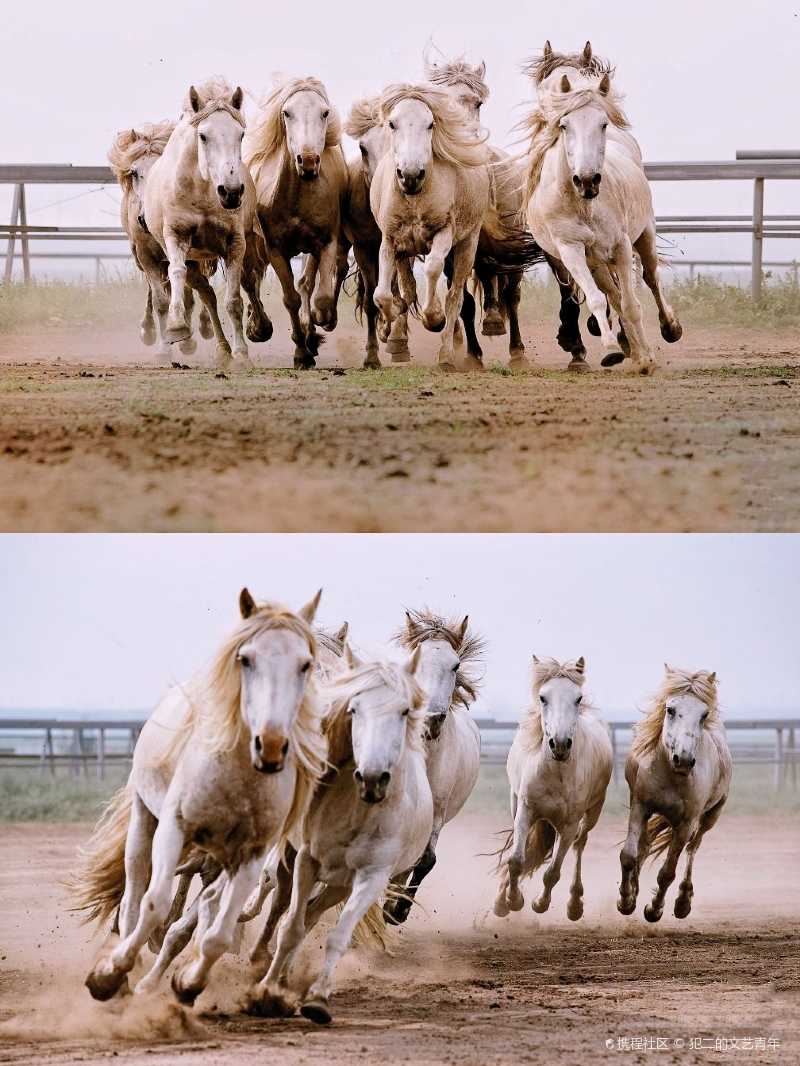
left=379, top=83, right=489, bottom=169
left=631, top=667, right=721, bottom=759
left=393, top=608, right=486, bottom=708
left=344, top=95, right=381, bottom=139
left=518, top=657, right=590, bottom=752
left=522, top=46, right=614, bottom=86
left=107, top=121, right=175, bottom=191
left=243, top=77, right=342, bottom=179
left=422, top=46, right=490, bottom=105
left=322, top=662, right=427, bottom=773
left=522, top=83, right=630, bottom=202
left=181, top=76, right=245, bottom=127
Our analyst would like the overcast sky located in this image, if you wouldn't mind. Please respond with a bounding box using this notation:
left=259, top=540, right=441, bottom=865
left=2, top=0, right=799, bottom=268
left=1, top=535, right=797, bottom=719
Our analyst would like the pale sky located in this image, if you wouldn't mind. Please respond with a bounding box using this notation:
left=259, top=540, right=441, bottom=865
left=2, top=0, right=799, bottom=271
left=1, top=535, right=797, bottom=719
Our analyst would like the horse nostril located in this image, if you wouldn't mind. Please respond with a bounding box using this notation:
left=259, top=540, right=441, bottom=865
left=379, top=771, right=391, bottom=787
left=217, top=185, right=226, bottom=197
left=354, top=769, right=363, bottom=782
left=254, top=736, right=262, bottom=752
left=566, top=738, right=572, bottom=749
left=549, top=738, right=556, bottom=750
left=281, top=740, right=289, bottom=757
left=573, top=175, right=581, bottom=187
left=396, top=167, right=403, bottom=178
left=297, top=154, right=303, bottom=165
left=672, top=753, right=680, bottom=765
left=593, top=173, right=602, bottom=184
left=239, top=183, right=245, bottom=194
left=418, top=169, right=425, bottom=180
left=689, top=757, right=696, bottom=768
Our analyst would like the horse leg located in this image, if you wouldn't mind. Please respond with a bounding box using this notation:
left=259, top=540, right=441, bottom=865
left=567, top=801, right=603, bottom=921
left=185, top=263, right=231, bottom=369
left=163, top=233, right=192, bottom=344
left=458, top=284, right=484, bottom=370
left=249, top=845, right=296, bottom=974
left=643, top=822, right=692, bottom=923
left=386, top=833, right=438, bottom=925
left=532, top=824, right=578, bottom=914
left=178, top=284, right=198, bottom=357
left=555, top=241, right=624, bottom=368
left=301, top=865, right=392, bottom=1025
left=353, top=246, right=381, bottom=369
left=374, top=238, right=399, bottom=341
left=545, top=254, right=587, bottom=370
left=269, top=247, right=314, bottom=369
left=140, top=286, right=157, bottom=346
left=607, top=237, right=654, bottom=372
left=635, top=223, right=682, bottom=343
left=149, top=869, right=192, bottom=953
left=421, top=227, right=452, bottom=335
left=136, top=879, right=213, bottom=994
left=86, top=806, right=184, bottom=1001
left=674, top=796, right=726, bottom=918
left=222, top=234, right=250, bottom=369
left=142, top=264, right=173, bottom=366
left=494, top=796, right=532, bottom=917
left=479, top=272, right=505, bottom=337
left=436, top=229, right=478, bottom=371
left=249, top=844, right=321, bottom=1017
left=617, top=797, right=649, bottom=915
left=242, top=232, right=273, bottom=344
left=172, top=857, right=260, bottom=1005
left=503, top=273, right=529, bottom=368
left=311, top=237, right=339, bottom=331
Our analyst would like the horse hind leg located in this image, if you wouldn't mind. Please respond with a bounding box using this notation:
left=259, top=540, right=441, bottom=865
left=635, top=225, right=682, bottom=343
left=546, top=254, right=589, bottom=371
left=643, top=824, right=692, bottom=923
left=479, top=272, right=506, bottom=337
left=386, top=829, right=440, bottom=925
left=566, top=801, right=603, bottom=921
left=532, top=826, right=576, bottom=914
left=140, top=287, right=157, bottom=346
left=177, top=284, right=198, bottom=358
left=673, top=796, right=726, bottom=919
left=503, top=273, right=529, bottom=369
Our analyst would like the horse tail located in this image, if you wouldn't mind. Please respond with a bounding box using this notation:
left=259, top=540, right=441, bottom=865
left=646, top=814, right=674, bottom=859
left=333, top=900, right=390, bottom=953
left=478, top=205, right=546, bottom=275
left=354, top=268, right=366, bottom=324
left=491, top=820, right=556, bottom=877
left=67, top=784, right=133, bottom=925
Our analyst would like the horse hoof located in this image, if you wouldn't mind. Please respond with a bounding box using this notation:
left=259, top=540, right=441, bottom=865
left=637, top=360, right=657, bottom=376
left=567, top=357, right=591, bottom=372
left=245, top=989, right=296, bottom=1018
left=140, top=326, right=157, bottom=347
left=567, top=899, right=584, bottom=921
left=85, top=967, right=129, bottom=1002
left=435, top=361, right=458, bottom=374
left=179, top=337, right=197, bottom=356
left=199, top=317, right=214, bottom=341
left=422, top=312, right=446, bottom=333
left=508, top=892, right=524, bottom=912
left=247, top=318, right=274, bottom=344
left=481, top=315, right=506, bottom=337
left=461, top=355, right=485, bottom=372
left=643, top=903, right=662, bottom=923
left=363, top=356, right=382, bottom=370
left=600, top=351, right=625, bottom=368
left=587, top=314, right=601, bottom=337
left=171, top=970, right=202, bottom=1006
left=616, top=897, right=636, bottom=916
left=165, top=323, right=191, bottom=344
left=509, top=352, right=530, bottom=370
left=385, top=338, right=410, bottom=357
left=294, top=354, right=316, bottom=370
left=493, top=897, right=510, bottom=918
left=531, top=898, right=549, bottom=914
left=674, top=897, right=692, bottom=919
left=661, top=320, right=683, bottom=343
left=301, top=997, right=332, bottom=1025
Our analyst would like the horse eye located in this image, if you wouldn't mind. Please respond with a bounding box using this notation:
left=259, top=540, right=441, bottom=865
left=575, top=694, right=582, bottom=705
left=238, top=654, right=251, bottom=669
left=667, top=706, right=676, bottom=716
left=402, top=708, right=410, bottom=717
left=388, top=121, right=396, bottom=130
left=701, top=711, right=709, bottom=722
left=199, top=133, right=207, bottom=143
left=359, top=144, right=367, bottom=156
left=322, top=109, right=330, bottom=119
left=540, top=696, right=547, bottom=706
left=452, top=661, right=460, bottom=673
left=300, top=660, right=311, bottom=674
left=428, top=122, right=434, bottom=131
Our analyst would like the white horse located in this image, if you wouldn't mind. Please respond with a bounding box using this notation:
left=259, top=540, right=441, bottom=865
left=248, top=652, right=432, bottom=1024
left=143, top=78, right=272, bottom=371
left=494, top=656, right=612, bottom=920
left=523, top=61, right=681, bottom=371
left=618, top=665, right=732, bottom=922
left=384, top=608, right=484, bottom=924
left=71, top=588, right=326, bottom=1005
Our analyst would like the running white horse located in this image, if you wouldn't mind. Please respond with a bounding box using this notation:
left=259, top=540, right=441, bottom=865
left=108, top=123, right=215, bottom=363
left=244, top=77, right=349, bottom=368
left=71, top=588, right=326, bottom=1005
left=384, top=608, right=485, bottom=923
left=523, top=57, right=681, bottom=371
left=248, top=652, right=432, bottom=1024
left=618, top=665, right=731, bottom=922
left=143, top=78, right=272, bottom=371
left=494, top=656, right=612, bottom=920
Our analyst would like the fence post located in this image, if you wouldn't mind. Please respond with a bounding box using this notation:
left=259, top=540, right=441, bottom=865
left=774, top=727, right=783, bottom=790
left=97, top=727, right=105, bottom=780
left=751, top=177, right=764, bottom=301
left=18, top=183, right=30, bottom=284
left=3, top=183, right=22, bottom=285
left=689, top=264, right=695, bottom=285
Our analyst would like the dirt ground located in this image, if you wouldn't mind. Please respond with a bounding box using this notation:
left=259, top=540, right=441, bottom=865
left=0, top=311, right=798, bottom=532
left=0, top=814, right=797, bottom=1065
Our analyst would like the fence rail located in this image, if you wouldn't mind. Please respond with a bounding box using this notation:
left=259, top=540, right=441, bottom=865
left=2, top=154, right=799, bottom=297
left=1, top=716, right=797, bottom=789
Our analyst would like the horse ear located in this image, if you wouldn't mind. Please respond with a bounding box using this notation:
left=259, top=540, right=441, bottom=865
left=532, top=654, right=541, bottom=664
left=130, top=128, right=139, bottom=141
left=299, top=588, right=322, bottom=624
left=344, top=643, right=362, bottom=669
left=664, top=662, right=674, bottom=675
left=406, top=645, right=422, bottom=676
left=582, top=41, right=593, bottom=65
left=475, top=60, right=486, bottom=79
left=708, top=671, right=717, bottom=684
left=598, top=72, right=611, bottom=96
left=575, top=655, right=586, bottom=674
left=457, top=615, right=469, bottom=646
left=239, top=587, right=256, bottom=619
left=189, top=86, right=201, bottom=113
left=334, top=621, right=349, bottom=644
left=231, top=86, right=244, bottom=111
left=405, top=610, right=419, bottom=639
left=560, top=74, right=571, bottom=93
left=543, top=40, right=553, bottom=59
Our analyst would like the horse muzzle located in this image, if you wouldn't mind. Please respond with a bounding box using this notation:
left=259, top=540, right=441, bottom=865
left=572, top=173, right=601, bottom=199
left=296, top=153, right=321, bottom=180
left=671, top=753, right=696, bottom=774
left=548, top=736, right=573, bottom=762
left=354, top=768, right=391, bottom=804
left=252, top=732, right=289, bottom=774
left=217, top=184, right=245, bottom=210
left=396, top=167, right=426, bottom=196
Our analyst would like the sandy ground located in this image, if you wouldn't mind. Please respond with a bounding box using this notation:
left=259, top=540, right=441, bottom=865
left=0, top=311, right=798, bottom=532
left=0, top=814, right=797, bottom=1065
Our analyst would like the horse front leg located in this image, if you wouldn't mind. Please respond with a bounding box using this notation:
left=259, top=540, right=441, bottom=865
left=223, top=234, right=250, bottom=369
left=242, top=230, right=273, bottom=344
left=141, top=263, right=173, bottom=365
left=555, top=241, right=624, bottom=368
left=140, top=286, right=157, bottom=346
left=545, top=253, right=587, bottom=370
left=494, top=795, right=533, bottom=917
left=644, top=824, right=692, bottom=923
left=301, top=865, right=392, bottom=1025
left=353, top=245, right=381, bottom=369
left=503, top=273, right=529, bottom=368
left=268, top=246, right=314, bottom=369
left=617, top=796, right=648, bottom=915
left=185, top=262, right=231, bottom=369
left=374, top=238, right=399, bottom=340
left=421, top=227, right=452, bottom=335
left=86, top=804, right=184, bottom=1001
left=163, top=234, right=192, bottom=344
left=567, top=800, right=603, bottom=921
left=674, top=796, right=726, bottom=919
left=311, top=235, right=344, bottom=332
left=436, top=228, right=477, bottom=371
left=479, top=272, right=505, bottom=337
left=606, top=235, right=654, bottom=373
left=532, top=823, right=578, bottom=914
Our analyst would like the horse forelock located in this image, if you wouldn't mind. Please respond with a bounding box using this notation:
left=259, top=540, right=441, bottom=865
left=522, top=47, right=615, bottom=85
left=107, top=121, right=175, bottom=186
left=379, top=83, right=488, bottom=168
left=631, top=668, right=721, bottom=760
left=393, top=608, right=486, bottom=708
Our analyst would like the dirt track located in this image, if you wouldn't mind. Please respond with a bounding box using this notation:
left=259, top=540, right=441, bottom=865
left=0, top=314, right=798, bottom=532
left=1, top=814, right=797, bottom=1065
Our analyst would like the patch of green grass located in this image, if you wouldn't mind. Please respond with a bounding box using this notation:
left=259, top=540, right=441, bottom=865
left=0, top=769, right=126, bottom=822
left=668, top=276, right=800, bottom=329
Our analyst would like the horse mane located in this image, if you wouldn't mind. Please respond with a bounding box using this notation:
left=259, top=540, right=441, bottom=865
left=393, top=607, right=486, bottom=708
left=379, top=83, right=489, bottom=169
left=518, top=657, right=592, bottom=752
left=322, top=662, right=427, bottom=772
left=631, top=667, right=721, bottom=760
left=521, top=83, right=631, bottom=202
left=344, top=95, right=381, bottom=139
left=422, top=45, right=490, bottom=104
left=522, top=46, right=615, bottom=85
left=107, top=121, right=175, bottom=191
left=243, top=76, right=342, bottom=179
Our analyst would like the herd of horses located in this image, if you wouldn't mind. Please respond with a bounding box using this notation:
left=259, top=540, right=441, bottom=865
left=108, top=42, right=683, bottom=375
left=71, top=590, right=731, bottom=1025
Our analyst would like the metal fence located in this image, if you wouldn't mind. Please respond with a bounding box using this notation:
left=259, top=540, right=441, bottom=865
left=2, top=152, right=799, bottom=297
left=1, top=715, right=797, bottom=790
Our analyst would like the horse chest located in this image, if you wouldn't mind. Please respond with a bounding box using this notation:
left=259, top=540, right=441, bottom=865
left=392, top=216, right=444, bottom=258
left=184, top=218, right=235, bottom=257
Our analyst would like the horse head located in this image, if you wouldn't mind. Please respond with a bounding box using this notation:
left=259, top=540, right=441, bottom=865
left=187, top=84, right=246, bottom=209
left=556, top=74, right=613, bottom=199
left=282, top=88, right=332, bottom=180
left=534, top=655, right=586, bottom=762
left=660, top=665, right=717, bottom=775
